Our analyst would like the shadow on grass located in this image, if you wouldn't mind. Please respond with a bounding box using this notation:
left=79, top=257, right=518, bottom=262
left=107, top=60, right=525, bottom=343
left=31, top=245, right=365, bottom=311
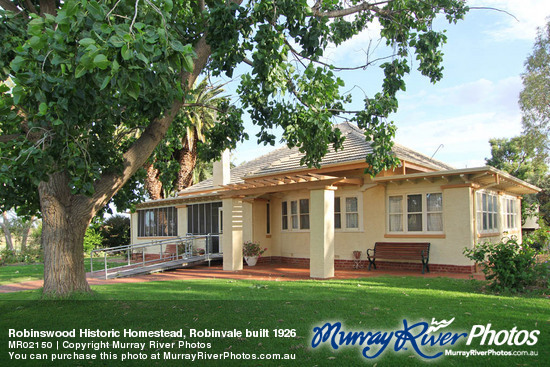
left=0, top=276, right=548, bottom=366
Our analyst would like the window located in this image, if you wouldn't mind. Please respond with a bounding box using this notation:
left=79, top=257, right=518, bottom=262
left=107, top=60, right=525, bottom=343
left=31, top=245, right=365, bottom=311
left=300, top=199, right=310, bottom=229
left=335, top=197, right=359, bottom=229
left=345, top=197, right=359, bottom=229
left=266, top=202, right=271, bottom=234
left=187, top=202, right=222, bottom=235
left=290, top=201, right=298, bottom=229
left=407, top=194, right=423, bottom=231
left=281, top=201, right=288, bottom=230
left=388, top=193, right=443, bottom=233
left=138, top=207, right=178, bottom=237
left=388, top=196, right=403, bottom=232
left=334, top=197, right=342, bottom=229
left=504, top=197, right=518, bottom=230
left=476, top=191, right=498, bottom=232
left=282, top=199, right=310, bottom=230
left=426, top=193, right=443, bottom=231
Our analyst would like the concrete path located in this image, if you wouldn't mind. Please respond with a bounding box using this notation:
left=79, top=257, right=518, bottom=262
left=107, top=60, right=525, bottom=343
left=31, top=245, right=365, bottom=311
left=0, top=263, right=484, bottom=293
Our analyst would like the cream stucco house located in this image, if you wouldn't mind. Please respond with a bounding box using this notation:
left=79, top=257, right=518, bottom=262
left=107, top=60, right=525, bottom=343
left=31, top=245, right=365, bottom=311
left=130, top=123, right=540, bottom=278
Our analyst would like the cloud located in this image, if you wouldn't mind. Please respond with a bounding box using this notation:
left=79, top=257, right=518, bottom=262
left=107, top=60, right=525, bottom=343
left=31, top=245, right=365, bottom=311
left=395, top=111, right=523, bottom=168
left=468, top=0, right=550, bottom=41
left=400, top=76, right=522, bottom=114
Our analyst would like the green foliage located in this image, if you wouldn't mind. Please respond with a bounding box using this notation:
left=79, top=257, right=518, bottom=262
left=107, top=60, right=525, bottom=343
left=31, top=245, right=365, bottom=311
left=486, top=136, right=548, bottom=185
left=524, top=222, right=550, bottom=252
left=0, top=1, right=470, bottom=217
left=486, top=135, right=549, bottom=224
left=0, top=244, right=43, bottom=265
left=464, top=237, right=546, bottom=293
left=242, top=241, right=266, bottom=257
left=520, top=20, right=550, bottom=142
left=83, top=227, right=103, bottom=255
left=99, top=215, right=130, bottom=249
left=0, top=0, right=195, bottom=216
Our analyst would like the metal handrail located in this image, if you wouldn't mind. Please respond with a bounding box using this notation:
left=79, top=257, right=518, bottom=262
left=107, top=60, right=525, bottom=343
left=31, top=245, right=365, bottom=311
left=90, top=233, right=221, bottom=279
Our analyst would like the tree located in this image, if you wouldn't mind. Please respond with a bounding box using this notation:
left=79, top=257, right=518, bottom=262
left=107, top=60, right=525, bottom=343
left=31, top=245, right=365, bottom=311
left=0, top=210, right=37, bottom=251
left=1, top=211, right=14, bottom=251
left=520, top=19, right=550, bottom=148
left=144, top=78, right=227, bottom=200
left=516, top=18, right=550, bottom=225
left=0, top=0, right=468, bottom=295
left=486, top=135, right=549, bottom=224
left=99, top=215, right=130, bottom=249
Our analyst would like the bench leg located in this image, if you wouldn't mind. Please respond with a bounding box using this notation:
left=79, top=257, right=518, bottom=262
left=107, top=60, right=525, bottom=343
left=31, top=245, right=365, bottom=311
left=367, top=258, right=376, bottom=271
left=422, top=260, right=430, bottom=274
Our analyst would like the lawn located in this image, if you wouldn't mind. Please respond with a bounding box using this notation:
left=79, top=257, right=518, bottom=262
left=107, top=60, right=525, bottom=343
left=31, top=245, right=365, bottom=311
left=1, top=275, right=548, bottom=366
left=0, top=257, right=126, bottom=285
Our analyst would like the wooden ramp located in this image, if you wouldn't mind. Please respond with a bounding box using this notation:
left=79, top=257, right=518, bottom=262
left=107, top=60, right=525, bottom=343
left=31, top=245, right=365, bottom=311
left=91, top=254, right=223, bottom=279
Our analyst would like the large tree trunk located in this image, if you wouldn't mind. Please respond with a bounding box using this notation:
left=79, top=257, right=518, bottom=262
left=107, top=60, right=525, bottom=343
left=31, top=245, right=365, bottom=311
left=144, top=162, right=164, bottom=200
left=174, top=134, right=199, bottom=192
left=39, top=172, right=92, bottom=295
left=1, top=211, right=14, bottom=251
left=34, top=33, right=214, bottom=296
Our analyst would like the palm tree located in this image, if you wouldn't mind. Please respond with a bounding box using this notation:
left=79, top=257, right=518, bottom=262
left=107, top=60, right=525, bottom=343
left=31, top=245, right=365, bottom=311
left=144, top=78, right=226, bottom=200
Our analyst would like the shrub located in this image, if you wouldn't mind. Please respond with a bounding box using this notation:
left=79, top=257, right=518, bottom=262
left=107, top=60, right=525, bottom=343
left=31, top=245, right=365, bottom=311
left=99, top=215, right=130, bottom=248
left=0, top=249, right=20, bottom=265
left=242, top=241, right=267, bottom=258
left=0, top=245, right=42, bottom=265
left=523, top=222, right=550, bottom=252
left=464, top=237, right=542, bottom=293
left=83, top=228, right=103, bottom=255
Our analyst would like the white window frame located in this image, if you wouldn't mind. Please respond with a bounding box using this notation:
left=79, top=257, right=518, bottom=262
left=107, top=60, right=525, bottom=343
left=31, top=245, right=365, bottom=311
left=387, top=192, right=444, bottom=234
left=282, top=198, right=310, bottom=231
left=476, top=191, right=498, bottom=233
left=503, top=196, right=519, bottom=231
left=334, top=195, right=362, bottom=231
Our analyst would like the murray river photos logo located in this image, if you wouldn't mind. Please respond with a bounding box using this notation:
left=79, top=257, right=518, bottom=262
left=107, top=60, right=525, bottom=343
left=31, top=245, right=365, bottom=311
left=310, top=318, right=540, bottom=360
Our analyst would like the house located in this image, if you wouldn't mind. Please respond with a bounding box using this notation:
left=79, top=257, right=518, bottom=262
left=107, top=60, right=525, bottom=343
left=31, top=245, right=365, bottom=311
left=130, top=122, right=540, bottom=278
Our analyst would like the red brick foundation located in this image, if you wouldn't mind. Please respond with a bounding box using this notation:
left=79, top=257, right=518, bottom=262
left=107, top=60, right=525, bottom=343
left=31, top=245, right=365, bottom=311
left=254, top=256, right=475, bottom=273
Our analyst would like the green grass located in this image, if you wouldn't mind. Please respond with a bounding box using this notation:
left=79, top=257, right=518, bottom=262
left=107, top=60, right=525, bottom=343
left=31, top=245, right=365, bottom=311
left=1, top=276, right=548, bottom=366
left=0, top=258, right=125, bottom=285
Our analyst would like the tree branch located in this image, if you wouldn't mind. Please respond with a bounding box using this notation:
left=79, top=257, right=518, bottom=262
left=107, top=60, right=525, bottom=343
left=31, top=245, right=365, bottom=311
left=0, top=0, right=20, bottom=13
left=83, top=32, right=215, bottom=216
left=23, top=0, right=38, bottom=14
left=39, top=0, right=57, bottom=16
left=285, top=39, right=395, bottom=71
left=182, top=102, right=224, bottom=113
left=313, top=1, right=389, bottom=18
left=76, top=0, right=245, bottom=216
left=469, top=7, right=519, bottom=22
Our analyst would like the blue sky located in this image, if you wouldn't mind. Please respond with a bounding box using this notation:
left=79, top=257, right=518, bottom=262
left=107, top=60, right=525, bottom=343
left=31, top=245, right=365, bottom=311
left=223, top=0, right=550, bottom=169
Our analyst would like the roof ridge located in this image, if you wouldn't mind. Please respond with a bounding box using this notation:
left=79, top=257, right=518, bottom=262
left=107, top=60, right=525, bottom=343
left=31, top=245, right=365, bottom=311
left=392, top=142, right=454, bottom=170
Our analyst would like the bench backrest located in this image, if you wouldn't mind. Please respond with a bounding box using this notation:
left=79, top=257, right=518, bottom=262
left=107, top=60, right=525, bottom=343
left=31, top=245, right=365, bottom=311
left=374, top=242, right=430, bottom=257
left=164, top=244, right=178, bottom=254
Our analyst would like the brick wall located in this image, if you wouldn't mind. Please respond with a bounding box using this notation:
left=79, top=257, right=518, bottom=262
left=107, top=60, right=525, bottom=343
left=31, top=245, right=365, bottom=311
left=254, top=256, right=475, bottom=273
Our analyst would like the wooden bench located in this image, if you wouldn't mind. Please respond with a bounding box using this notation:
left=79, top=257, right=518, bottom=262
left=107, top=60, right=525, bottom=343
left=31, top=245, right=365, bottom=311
left=163, top=244, right=179, bottom=260
left=367, top=242, right=430, bottom=274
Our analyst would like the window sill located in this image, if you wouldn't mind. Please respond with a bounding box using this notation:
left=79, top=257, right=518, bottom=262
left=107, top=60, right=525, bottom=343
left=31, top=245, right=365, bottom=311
left=477, top=232, right=500, bottom=238
left=384, top=233, right=446, bottom=239
left=137, top=236, right=178, bottom=240
left=335, top=229, right=364, bottom=233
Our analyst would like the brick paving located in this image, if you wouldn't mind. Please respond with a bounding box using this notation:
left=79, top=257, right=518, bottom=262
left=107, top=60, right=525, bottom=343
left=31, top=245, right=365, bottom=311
left=0, top=262, right=484, bottom=293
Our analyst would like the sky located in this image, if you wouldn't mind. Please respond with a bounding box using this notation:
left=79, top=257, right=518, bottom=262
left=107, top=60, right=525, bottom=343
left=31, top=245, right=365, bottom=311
left=224, top=0, right=550, bottom=169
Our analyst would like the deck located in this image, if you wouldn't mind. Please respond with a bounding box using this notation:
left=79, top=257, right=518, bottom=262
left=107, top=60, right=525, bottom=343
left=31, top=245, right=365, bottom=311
left=90, top=253, right=224, bottom=279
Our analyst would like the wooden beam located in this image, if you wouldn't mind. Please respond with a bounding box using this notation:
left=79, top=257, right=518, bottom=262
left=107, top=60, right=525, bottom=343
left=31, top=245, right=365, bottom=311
left=335, top=177, right=362, bottom=186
